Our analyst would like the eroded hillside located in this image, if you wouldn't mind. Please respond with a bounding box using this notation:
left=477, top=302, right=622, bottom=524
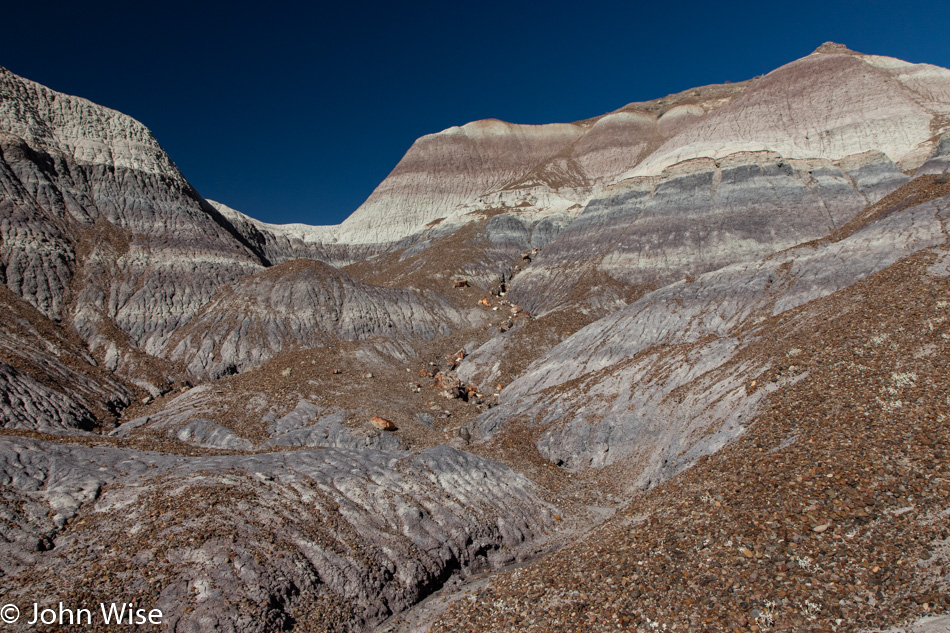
left=0, top=44, right=947, bottom=632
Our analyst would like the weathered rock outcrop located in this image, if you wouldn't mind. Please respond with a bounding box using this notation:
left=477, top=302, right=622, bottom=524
left=0, top=67, right=266, bottom=390
left=163, top=259, right=483, bottom=379
left=467, top=180, right=950, bottom=487
left=212, top=45, right=950, bottom=265
left=0, top=286, right=130, bottom=432
left=0, top=436, right=556, bottom=631
left=627, top=45, right=950, bottom=178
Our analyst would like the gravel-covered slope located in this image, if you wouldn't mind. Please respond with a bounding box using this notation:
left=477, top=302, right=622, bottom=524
left=432, top=239, right=950, bottom=633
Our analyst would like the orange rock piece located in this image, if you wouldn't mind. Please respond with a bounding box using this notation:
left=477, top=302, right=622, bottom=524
left=370, top=416, right=397, bottom=431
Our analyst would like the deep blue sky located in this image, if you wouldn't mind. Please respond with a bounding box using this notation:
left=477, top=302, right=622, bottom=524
left=3, top=0, right=950, bottom=226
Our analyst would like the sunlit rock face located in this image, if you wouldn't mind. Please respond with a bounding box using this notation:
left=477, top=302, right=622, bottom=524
left=326, top=88, right=742, bottom=257
left=0, top=66, right=265, bottom=393
left=627, top=47, right=950, bottom=178
left=208, top=200, right=343, bottom=265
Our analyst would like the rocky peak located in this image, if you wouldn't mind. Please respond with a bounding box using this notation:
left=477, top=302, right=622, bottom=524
left=812, top=41, right=855, bottom=55
left=0, top=68, right=183, bottom=179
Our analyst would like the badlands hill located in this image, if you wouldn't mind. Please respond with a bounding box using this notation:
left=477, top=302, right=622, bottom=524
left=0, top=43, right=948, bottom=632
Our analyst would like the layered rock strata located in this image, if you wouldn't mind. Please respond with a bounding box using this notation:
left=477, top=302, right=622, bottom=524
left=465, top=179, right=950, bottom=487
left=508, top=150, right=910, bottom=314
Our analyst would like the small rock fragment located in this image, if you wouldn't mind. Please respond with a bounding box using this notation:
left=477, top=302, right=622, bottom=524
left=370, top=416, right=396, bottom=431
